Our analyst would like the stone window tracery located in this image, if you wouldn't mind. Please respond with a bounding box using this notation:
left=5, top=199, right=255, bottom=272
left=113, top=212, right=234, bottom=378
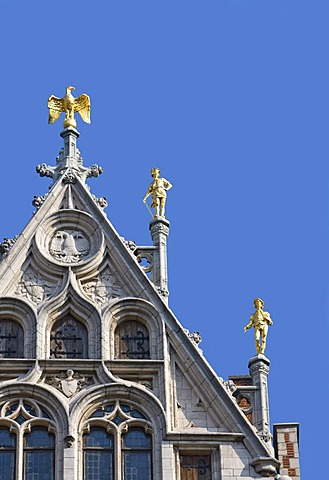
left=114, top=321, right=150, bottom=359
left=0, top=400, right=55, bottom=480
left=0, top=319, right=24, bottom=358
left=50, top=315, right=88, bottom=359
left=82, top=401, right=153, bottom=480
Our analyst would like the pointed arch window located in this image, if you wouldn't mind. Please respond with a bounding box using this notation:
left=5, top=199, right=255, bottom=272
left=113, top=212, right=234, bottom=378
left=50, top=315, right=88, bottom=359
left=114, top=321, right=150, bottom=359
left=83, top=402, right=153, bottom=480
left=0, top=400, right=56, bottom=480
left=0, top=319, right=24, bottom=358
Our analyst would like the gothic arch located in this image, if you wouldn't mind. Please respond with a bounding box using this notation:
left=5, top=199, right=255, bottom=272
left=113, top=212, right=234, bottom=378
left=105, top=298, right=165, bottom=360
left=71, top=383, right=167, bottom=480
left=38, top=284, right=102, bottom=359
left=0, top=297, right=37, bottom=358
left=0, top=383, right=69, bottom=480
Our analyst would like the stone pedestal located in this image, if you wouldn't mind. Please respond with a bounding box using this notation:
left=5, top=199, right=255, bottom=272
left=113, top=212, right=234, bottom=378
left=248, top=354, right=271, bottom=442
left=60, top=127, right=80, bottom=169
left=149, top=217, right=170, bottom=300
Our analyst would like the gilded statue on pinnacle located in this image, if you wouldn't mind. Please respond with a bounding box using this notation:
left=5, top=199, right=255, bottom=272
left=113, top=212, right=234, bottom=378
left=143, top=168, right=172, bottom=218
left=48, top=86, right=91, bottom=129
left=244, top=298, right=273, bottom=355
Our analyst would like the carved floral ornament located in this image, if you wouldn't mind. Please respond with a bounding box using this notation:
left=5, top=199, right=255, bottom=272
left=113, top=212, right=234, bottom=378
left=82, top=269, right=124, bottom=306
left=15, top=267, right=56, bottom=304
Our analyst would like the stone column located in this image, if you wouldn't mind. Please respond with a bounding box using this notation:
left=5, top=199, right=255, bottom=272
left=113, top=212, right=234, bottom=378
left=60, top=127, right=80, bottom=169
left=149, top=217, right=170, bottom=300
left=248, top=354, right=271, bottom=442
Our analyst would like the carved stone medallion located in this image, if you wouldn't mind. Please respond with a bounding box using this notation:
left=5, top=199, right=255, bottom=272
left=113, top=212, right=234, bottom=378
left=49, top=230, right=90, bottom=263
left=35, top=210, right=104, bottom=268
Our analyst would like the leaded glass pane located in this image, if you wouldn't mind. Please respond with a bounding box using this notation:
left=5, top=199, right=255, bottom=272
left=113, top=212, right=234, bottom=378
left=122, top=428, right=152, bottom=480
left=0, top=319, right=24, bottom=358
left=84, top=428, right=113, bottom=448
left=50, top=315, right=88, bottom=359
left=123, top=429, right=151, bottom=449
left=115, top=321, right=150, bottom=359
left=24, top=428, right=54, bottom=480
left=25, top=451, right=54, bottom=480
left=84, top=428, right=114, bottom=480
left=0, top=429, right=15, bottom=447
left=25, top=428, right=54, bottom=448
left=123, top=452, right=152, bottom=480
left=0, top=427, right=16, bottom=480
left=84, top=452, right=113, bottom=480
left=0, top=452, right=15, bottom=480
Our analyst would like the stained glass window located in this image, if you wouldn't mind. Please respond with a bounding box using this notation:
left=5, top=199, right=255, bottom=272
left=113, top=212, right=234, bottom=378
left=115, top=321, right=150, bottom=359
left=24, top=427, right=55, bottom=480
left=83, top=427, right=114, bottom=480
left=50, top=315, right=88, bottom=359
left=0, top=319, right=24, bottom=358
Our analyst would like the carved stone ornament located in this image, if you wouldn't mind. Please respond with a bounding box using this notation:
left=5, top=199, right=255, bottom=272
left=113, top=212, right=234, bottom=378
left=0, top=235, right=19, bottom=260
left=49, top=229, right=90, bottom=263
left=35, top=210, right=104, bottom=268
left=184, top=328, right=202, bottom=346
left=46, top=369, right=90, bottom=397
left=82, top=269, right=124, bottom=306
left=91, top=193, right=108, bottom=209
left=32, top=193, right=48, bottom=210
left=61, top=168, right=78, bottom=184
left=15, top=267, right=56, bottom=304
left=121, top=238, right=137, bottom=253
left=155, top=286, right=169, bottom=298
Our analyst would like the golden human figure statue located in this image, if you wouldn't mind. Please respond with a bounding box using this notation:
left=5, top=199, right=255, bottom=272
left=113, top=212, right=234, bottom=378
left=143, top=168, right=172, bottom=218
left=48, top=86, right=91, bottom=129
left=244, top=298, right=273, bottom=355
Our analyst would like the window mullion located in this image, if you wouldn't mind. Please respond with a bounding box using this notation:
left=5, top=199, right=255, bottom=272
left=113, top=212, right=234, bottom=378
left=115, top=431, right=121, bottom=480
left=16, top=428, right=24, bottom=480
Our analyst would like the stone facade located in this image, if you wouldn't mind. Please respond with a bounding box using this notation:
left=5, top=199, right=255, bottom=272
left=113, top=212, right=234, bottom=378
left=0, top=126, right=299, bottom=479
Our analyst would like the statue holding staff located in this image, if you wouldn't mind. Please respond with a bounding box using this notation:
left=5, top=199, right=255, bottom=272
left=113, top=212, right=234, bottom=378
left=244, top=298, right=273, bottom=355
left=143, top=168, right=172, bottom=218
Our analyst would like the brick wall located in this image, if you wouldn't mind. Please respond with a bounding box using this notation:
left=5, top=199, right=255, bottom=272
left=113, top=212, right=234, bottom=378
left=273, top=423, right=300, bottom=480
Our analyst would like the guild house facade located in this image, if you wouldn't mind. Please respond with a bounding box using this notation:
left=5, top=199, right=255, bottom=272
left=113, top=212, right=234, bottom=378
left=0, top=87, right=300, bottom=480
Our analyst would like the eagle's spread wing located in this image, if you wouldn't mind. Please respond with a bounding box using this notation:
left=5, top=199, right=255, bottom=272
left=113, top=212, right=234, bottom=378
left=74, top=93, right=91, bottom=124
left=48, top=95, right=65, bottom=124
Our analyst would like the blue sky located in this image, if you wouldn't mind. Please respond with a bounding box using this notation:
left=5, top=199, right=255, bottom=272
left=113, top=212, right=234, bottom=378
left=0, top=1, right=328, bottom=478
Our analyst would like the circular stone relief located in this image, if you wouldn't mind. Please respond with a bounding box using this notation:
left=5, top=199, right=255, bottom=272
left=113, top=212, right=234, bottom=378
left=35, top=210, right=104, bottom=267
left=49, top=229, right=90, bottom=263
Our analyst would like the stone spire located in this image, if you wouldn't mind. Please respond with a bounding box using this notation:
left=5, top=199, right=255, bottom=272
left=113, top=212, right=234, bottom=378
left=36, top=127, right=103, bottom=186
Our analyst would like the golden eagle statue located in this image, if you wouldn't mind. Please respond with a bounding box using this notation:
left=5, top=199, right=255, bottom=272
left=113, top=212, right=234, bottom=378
left=48, top=86, right=91, bottom=129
